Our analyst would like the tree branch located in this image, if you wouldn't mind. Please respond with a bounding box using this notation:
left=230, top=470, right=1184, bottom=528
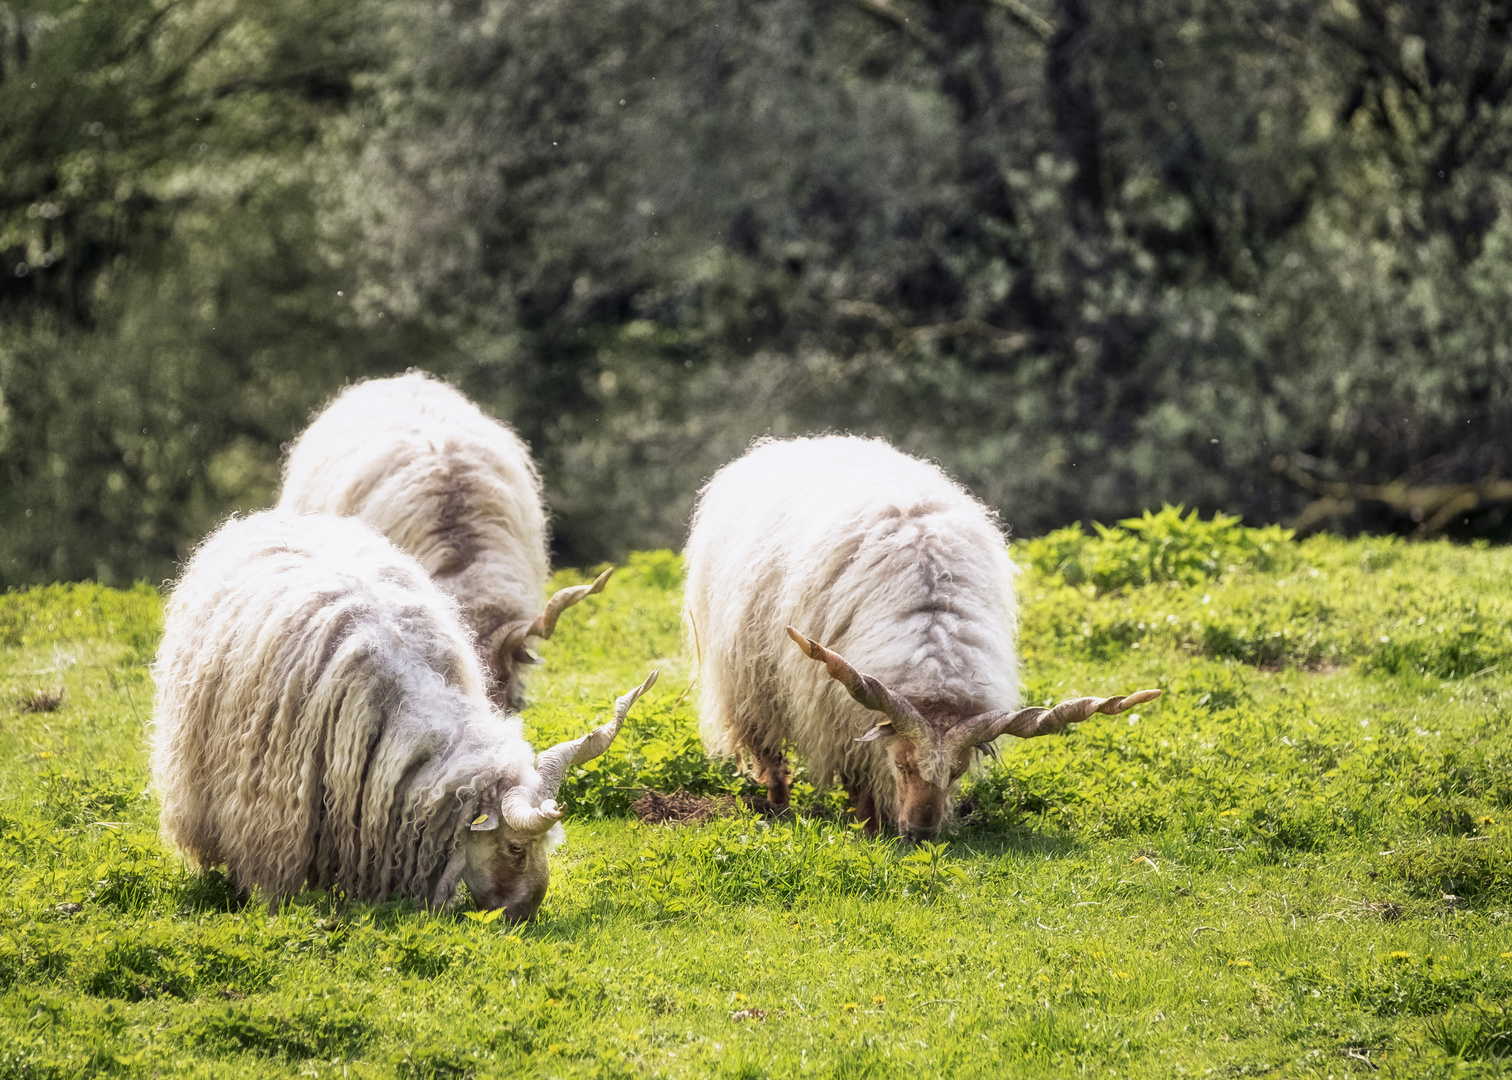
left=842, top=0, right=941, bottom=57
left=986, top=0, right=1054, bottom=42
left=835, top=300, right=1029, bottom=354
left=1275, top=457, right=1512, bottom=536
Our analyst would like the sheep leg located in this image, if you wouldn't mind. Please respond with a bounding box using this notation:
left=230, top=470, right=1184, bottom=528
left=754, top=747, right=791, bottom=814
left=844, top=778, right=880, bottom=837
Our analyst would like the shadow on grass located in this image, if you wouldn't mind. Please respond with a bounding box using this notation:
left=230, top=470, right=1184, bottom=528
left=173, top=868, right=243, bottom=914
left=950, top=822, right=1082, bottom=862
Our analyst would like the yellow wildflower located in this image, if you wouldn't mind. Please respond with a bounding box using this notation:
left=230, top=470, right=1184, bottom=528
left=842, top=1002, right=858, bottom=1011
left=1389, top=951, right=1410, bottom=960
left=872, top=994, right=886, bottom=1006
left=1228, top=959, right=1252, bottom=968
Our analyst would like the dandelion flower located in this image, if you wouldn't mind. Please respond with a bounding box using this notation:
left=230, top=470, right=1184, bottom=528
left=1228, top=959, right=1252, bottom=968
left=732, top=992, right=747, bottom=1004
left=1389, top=951, right=1410, bottom=960
left=547, top=1044, right=564, bottom=1055
left=872, top=995, right=886, bottom=1006
left=842, top=1002, right=859, bottom=1011
left=1501, top=952, right=1511, bottom=959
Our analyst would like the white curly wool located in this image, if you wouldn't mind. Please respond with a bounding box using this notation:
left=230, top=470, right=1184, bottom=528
left=683, top=435, right=1018, bottom=825
left=279, top=371, right=548, bottom=705
left=149, top=509, right=553, bottom=911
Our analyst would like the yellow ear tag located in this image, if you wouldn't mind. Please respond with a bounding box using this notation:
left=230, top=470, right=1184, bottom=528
left=472, top=813, right=490, bottom=826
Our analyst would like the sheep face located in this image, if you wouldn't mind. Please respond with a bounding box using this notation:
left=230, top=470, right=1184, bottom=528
left=874, top=705, right=981, bottom=843
left=486, top=644, right=536, bottom=712
left=461, top=819, right=564, bottom=922
left=790, top=628, right=1160, bottom=839
left=483, top=568, right=614, bottom=711
left=461, top=668, right=659, bottom=919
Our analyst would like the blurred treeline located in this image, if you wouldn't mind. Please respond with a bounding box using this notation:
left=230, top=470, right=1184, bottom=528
left=3, top=0, right=1511, bottom=587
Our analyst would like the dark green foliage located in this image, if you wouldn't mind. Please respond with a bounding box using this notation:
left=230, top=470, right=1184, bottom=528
left=0, top=0, right=441, bottom=586
left=5, top=0, right=1512, bottom=580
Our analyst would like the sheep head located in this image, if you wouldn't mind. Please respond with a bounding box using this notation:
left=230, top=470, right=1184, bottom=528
left=460, top=668, right=655, bottom=921
left=485, top=567, right=613, bottom=709
left=786, top=627, right=1160, bottom=842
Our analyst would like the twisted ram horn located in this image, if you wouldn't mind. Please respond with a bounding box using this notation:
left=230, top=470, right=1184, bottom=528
left=498, top=785, right=564, bottom=835
left=534, top=667, right=658, bottom=803
left=962, top=688, right=1162, bottom=747
left=490, top=567, right=614, bottom=658
left=497, top=668, right=657, bottom=836
left=785, top=627, right=926, bottom=743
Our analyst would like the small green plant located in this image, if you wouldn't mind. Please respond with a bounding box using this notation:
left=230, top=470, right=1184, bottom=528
left=1021, top=504, right=1295, bottom=593
left=1422, top=999, right=1512, bottom=1063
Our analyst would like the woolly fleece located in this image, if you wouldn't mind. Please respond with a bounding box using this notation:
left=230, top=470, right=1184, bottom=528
left=150, top=509, right=543, bottom=907
left=683, top=435, right=1018, bottom=822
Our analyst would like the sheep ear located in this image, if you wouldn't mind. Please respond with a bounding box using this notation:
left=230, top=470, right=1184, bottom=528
left=469, top=809, right=499, bottom=831
left=857, top=723, right=897, bottom=743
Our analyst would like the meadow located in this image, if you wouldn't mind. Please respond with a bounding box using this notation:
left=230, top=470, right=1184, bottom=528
left=1, top=510, right=1509, bottom=1078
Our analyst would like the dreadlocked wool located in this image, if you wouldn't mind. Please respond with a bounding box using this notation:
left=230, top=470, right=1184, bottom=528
left=683, top=435, right=1019, bottom=825
left=150, top=509, right=550, bottom=909
left=279, top=370, right=549, bottom=707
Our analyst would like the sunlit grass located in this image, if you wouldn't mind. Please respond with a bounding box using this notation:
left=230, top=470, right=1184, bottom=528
left=1, top=525, right=1510, bottom=1077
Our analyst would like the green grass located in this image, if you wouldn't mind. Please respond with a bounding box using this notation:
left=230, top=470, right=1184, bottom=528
left=2, top=524, right=1510, bottom=1078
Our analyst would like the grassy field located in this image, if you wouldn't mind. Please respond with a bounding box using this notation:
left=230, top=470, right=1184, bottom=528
left=1, top=512, right=1510, bottom=1078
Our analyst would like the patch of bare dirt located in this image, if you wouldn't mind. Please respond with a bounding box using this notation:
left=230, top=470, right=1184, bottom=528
left=631, top=790, right=739, bottom=825
left=631, top=789, right=842, bottom=825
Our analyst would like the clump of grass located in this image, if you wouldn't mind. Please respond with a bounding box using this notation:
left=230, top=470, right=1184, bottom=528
left=178, top=992, right=374, bottom=1060
left=1421, top=999, right=1512, bottom=1063
left=17, top=688, right=65, bottom=713
left=1020, top=528, right=1512, bottom=674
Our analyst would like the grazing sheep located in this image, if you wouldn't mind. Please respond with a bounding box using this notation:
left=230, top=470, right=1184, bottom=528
left=150, top=509, right=655, bottom=919
left=684, top=435, right=1158, bottom=841
left=279, top=370, right=608, bottom=709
